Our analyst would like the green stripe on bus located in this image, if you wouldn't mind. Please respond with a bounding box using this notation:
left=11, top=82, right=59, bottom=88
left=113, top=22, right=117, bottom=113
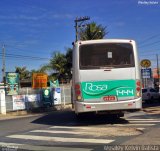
left=81, top=80, right=136, bottom=99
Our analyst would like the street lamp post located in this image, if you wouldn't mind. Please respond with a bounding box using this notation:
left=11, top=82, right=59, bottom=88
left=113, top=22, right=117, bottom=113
left=156, top=54, right=160, bottom=91
left=2, top=44, right=6, bottom=84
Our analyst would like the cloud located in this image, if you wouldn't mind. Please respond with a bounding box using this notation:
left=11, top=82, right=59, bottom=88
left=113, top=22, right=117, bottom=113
left=0, top=14, right=44, bottom=21
left=0, top=11, right=75, bottom=23
left=114, top=21, right=126, bottom=27
left=50, top=13, right=74, bottom=19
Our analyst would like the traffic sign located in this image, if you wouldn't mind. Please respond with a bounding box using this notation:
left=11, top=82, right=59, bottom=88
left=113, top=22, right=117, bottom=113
left=140, top=59, right=151, bottom=68
left=141, top=68, right=152, bottom=78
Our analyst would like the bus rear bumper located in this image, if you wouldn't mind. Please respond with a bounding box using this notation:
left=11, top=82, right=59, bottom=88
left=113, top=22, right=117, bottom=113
left=75, top=98, right=142, bottom=114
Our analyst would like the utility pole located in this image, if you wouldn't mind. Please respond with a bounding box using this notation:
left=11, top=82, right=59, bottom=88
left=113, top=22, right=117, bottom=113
left=156, top=54, right=159, bottom=91
left=74, top=16, right=90, bottom=42
left=2, top=44, right=6, bottom=84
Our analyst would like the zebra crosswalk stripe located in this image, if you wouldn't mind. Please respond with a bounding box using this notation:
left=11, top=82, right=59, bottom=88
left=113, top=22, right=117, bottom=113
left=112, top=118, right=159, bottom=126
left=7, top=134, right=114, bottom=144
left=129, top=120, right=160, bottom=123
left=113, top=123, right=156, bottom=126
left=30, top=130, right=85, bottom=134
left=50, top=126, right=86, bottom=129
left=5, top=118, right=159, bottom=147
left=125, top=118, right=158, bottom=121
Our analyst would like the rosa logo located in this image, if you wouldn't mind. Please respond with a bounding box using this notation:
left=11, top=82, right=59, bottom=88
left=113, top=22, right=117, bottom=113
left=85, top=83, right=108, bottom=92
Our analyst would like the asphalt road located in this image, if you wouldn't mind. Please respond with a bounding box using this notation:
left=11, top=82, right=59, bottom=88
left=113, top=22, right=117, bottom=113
left=0, top=103, right=160, bottom=151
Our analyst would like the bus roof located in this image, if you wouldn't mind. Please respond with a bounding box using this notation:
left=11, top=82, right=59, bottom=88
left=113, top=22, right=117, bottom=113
left=74, top=39, right=135, bottom=45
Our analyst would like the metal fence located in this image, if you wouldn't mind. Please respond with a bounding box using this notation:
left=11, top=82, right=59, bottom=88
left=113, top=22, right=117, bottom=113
left=61, top=84, right=72, bottom=105
left=3, top=84, right=72, bottom=113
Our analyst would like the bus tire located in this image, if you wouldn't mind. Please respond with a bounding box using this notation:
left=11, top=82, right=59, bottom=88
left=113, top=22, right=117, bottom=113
left=117, top=113, right=124, bottom=118
left=112, top=113, right=124, bottom=118
left=75, top=113, right=85, bottom=120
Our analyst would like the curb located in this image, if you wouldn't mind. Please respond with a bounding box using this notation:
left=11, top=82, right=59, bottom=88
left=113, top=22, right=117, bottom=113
left=0, top=104, right=73, bottom=121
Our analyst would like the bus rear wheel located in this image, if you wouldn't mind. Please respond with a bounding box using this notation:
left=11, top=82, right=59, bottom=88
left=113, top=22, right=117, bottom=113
left=112, top=113, right=124, bottom=118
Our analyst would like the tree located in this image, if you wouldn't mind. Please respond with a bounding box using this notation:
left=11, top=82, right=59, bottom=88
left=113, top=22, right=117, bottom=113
left=64, top=48, right=72, bottom=81
left=41, top=52, right=67, bottom=81
left=50, top=52, right=67, bottom=81
left=15, top=66, right=30, bottom=80
left=40, top=48, right=73, bottom=83
left=79, top=21, right=108, bottom=40
left=30, top=68, right=47, bottom=74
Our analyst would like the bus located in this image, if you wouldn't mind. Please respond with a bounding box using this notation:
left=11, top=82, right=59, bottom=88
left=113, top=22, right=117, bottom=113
left=72, top=39, right=142, bottom=117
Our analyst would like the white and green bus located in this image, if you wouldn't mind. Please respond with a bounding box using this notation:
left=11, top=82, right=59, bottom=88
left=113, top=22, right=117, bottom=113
left=72, top=39, right=142, bottom=117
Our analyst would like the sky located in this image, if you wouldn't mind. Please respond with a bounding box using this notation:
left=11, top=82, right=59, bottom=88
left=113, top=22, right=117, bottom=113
left=0, top=0, right=160, bottom=80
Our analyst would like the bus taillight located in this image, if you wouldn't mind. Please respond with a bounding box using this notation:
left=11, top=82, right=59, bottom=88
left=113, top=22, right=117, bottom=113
left=76, top=90, right=81, bottom=95
left=136, top=80, right=141, bottom=97
left=75, top=83, right=82, bottom=101
left=75, top=84, right=80, bottom=89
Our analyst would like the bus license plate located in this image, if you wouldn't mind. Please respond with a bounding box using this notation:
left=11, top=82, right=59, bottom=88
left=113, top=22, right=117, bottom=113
left=103, top=96, right=117, bottom=101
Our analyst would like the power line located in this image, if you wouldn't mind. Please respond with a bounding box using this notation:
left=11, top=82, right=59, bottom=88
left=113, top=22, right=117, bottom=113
left=138, top=33, right=160, bottom=45
left=6, top=44, right=50, bottom=55
left=138, top=40, right=160, bottom=48
left=140, top=53, right=160, bottom=56
left=0, top=53, right=49, bottom=60
left=140, top=52, right=159, bottom=55
left=139, top=49, right=160, bottom=53
left=0, top=56, right=47, bottom=61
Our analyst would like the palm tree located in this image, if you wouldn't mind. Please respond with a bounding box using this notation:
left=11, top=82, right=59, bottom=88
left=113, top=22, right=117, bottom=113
left=79, top=22, right=108, bottom=40
left=50, top=52, right=67, bottom=80
left=40, top=48, right=73, bottom=83
left=15, top=66, right=30, bottom=80
left=64, top=48, right=72, bottom=81
left=41, top=52, right=67, bottom=82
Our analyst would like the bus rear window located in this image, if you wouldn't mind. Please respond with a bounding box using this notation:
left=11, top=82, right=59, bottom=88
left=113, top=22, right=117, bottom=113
left=79, top=43, right=135, bottom=69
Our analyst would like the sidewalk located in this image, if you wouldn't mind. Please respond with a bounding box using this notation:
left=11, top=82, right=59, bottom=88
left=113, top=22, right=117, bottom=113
left=123, top=104, right=160, bottom=145
left=0, top=111, right=44, bottom=121
left=0, top=104, right=73, bottom=121
left=122, top=126, right=160, bottom=145
left=142, top=105, right=160, bottom=115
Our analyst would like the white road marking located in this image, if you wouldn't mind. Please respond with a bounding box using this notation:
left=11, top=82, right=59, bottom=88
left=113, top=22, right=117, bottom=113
left=30, top=130, right=84, bottom=134
left=50, top=126, right=89, bottom=129
left=129, top=120, right=160, bottom=123
left=114, top=123, right=155, bottom=126
left=125, top=118, right=158, bottom=121
left=51, top=123, right=156, bottom=129
left=7, top=134, right=114, bottom=144
left=0, top=142, right=23, bottom=146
